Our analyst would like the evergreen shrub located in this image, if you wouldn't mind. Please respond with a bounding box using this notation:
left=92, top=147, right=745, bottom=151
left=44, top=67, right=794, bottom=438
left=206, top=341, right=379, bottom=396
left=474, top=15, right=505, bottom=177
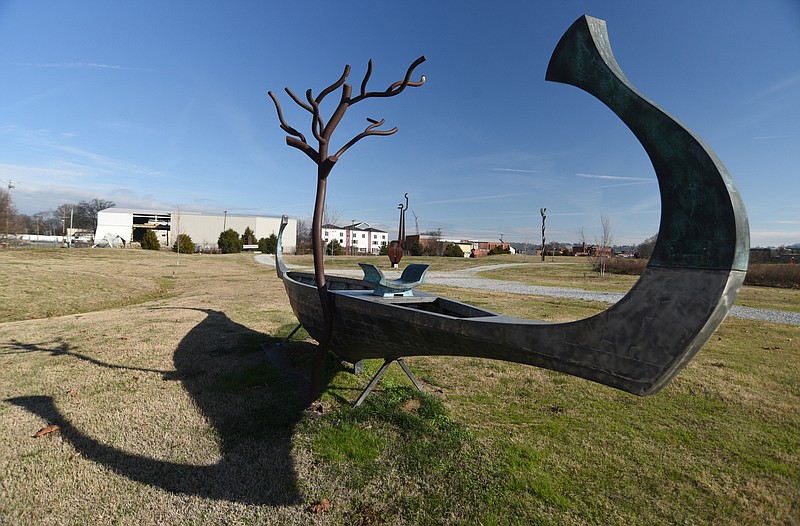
left=141, top=229, right=160, bottom=250
left=218, top=229, right=243, bottom=254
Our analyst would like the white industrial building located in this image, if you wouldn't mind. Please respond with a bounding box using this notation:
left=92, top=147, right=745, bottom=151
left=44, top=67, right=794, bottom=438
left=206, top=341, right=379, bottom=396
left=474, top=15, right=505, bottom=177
left=94, top=208, right=297, bottom=253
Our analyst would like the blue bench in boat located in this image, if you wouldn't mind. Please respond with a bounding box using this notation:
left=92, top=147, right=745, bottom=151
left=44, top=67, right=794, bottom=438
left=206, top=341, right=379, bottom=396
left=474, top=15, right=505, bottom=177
left=358, top=263, right=430, bottom=297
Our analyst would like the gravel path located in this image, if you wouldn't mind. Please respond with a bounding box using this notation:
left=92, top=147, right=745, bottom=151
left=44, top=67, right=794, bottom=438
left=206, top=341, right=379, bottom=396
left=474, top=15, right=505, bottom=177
left=255, top=256, right=800, bottom=326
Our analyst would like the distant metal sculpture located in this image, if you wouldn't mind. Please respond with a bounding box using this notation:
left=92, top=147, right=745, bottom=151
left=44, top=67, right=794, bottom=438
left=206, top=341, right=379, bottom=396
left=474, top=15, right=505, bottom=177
left=540, top=208, right=546, bottom=261
left=269, top=58, right=426, bottom=398
left=388, top=193, right=408, bottom=268
left=272, top=15, right=749, bottom=403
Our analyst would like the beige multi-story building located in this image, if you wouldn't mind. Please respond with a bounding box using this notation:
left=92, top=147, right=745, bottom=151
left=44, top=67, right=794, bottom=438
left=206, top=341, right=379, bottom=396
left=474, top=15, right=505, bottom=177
left=322, top=222, right=388, bottom=255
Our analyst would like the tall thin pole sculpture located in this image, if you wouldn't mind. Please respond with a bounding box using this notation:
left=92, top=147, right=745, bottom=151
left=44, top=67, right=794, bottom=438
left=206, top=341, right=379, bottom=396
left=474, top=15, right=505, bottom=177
left=540, top=207, right=547, bottom=262
left=389, top=193, right=408, bottom=267
left=269, top=58, right=425, bottom=400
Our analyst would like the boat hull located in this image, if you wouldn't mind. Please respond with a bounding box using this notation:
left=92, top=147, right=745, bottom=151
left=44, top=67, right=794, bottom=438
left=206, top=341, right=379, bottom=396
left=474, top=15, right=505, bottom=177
left=280, top=267, right=744, bottom=396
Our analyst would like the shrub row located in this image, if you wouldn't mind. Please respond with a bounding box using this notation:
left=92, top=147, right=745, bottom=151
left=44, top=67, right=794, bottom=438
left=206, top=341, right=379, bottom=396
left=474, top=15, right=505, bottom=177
left=744, top=263, right=800, bottom=289
left=595, top=257, right=800, bottom=289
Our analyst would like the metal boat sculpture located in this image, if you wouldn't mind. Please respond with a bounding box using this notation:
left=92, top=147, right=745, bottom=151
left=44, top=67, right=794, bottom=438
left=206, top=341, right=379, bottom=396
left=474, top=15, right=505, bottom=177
left=273, top=15, right=749, bottom=398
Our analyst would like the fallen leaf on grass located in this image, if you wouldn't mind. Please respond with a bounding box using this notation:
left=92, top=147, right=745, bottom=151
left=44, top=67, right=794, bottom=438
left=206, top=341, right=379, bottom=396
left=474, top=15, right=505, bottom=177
left=32, top=425, right=60, bottom=438
left=309, top=498, right=331, bottom=514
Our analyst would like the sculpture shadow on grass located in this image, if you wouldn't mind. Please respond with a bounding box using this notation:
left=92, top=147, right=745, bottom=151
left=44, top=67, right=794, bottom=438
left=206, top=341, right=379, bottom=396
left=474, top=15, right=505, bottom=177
left=5, top=308, right=335, bottom=505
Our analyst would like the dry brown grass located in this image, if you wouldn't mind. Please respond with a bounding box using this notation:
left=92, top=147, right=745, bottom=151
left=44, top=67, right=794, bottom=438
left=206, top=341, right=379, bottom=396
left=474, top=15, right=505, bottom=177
left=1, top=248, right=798, bottom=525
left=1, top=249, right=319, bottom=524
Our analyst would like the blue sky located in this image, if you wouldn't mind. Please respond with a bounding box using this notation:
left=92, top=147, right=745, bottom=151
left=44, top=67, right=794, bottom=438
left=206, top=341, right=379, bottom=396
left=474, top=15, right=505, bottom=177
left=1, top=1, right=798, bottom=247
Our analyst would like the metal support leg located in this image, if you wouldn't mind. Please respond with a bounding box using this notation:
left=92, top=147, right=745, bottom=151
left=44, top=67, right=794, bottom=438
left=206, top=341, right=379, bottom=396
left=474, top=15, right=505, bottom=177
left=353, top=359, right=393, bottom=407
left=397, top=358, right=426, bottom=394
left=264, top=323, right=302, bottom=351
left=352, top=357, right=425, bottom=407
left=281, top=323, right=303, bottom=344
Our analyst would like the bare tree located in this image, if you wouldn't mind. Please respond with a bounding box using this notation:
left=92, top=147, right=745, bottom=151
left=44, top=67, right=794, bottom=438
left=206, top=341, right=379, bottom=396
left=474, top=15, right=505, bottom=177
left=295, top=219, right=312, bottom=254
left=74, top=199, right=115, bottom=231
left=1, top=187, right=25, bottom=238
left=636, top=234, right=658, bottom=259
left=598, top=213, right=613, bottom=277
left=269, top=56, right=426, bottom=400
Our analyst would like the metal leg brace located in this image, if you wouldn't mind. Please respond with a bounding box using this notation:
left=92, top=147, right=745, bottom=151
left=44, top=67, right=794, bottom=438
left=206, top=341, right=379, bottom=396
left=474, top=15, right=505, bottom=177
left=263, top=323, right=303, bottom=354
left=353, top=357, right=425, bottom=407
left=278, top=324, right=303, bottom=346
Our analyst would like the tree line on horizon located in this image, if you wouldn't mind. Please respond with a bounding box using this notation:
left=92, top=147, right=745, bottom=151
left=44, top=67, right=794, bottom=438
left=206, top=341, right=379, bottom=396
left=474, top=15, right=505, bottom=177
left=0, top=189, right=114, bottom=236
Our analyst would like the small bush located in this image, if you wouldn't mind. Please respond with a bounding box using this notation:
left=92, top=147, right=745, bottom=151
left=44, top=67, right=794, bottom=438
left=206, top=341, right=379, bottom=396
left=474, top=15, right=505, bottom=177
left=258, top=233, right=278, bottom=254
left=326, top=239, right=343, bottom=256
left=172, top=233, right=194, bottom=254
left=444, top=243, right=464, bottom=258
left=218, top=229, right=243, bottom=254
left=488, top=245, right=510, bottom=255
left=241, top=227, right=255, bottom=245
left=141, top=230, right=160, bottom=250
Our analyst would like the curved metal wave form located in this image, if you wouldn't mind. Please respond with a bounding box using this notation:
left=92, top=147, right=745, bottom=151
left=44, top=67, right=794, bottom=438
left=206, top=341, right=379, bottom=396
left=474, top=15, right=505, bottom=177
left=276, top=15, right=750, bottom=397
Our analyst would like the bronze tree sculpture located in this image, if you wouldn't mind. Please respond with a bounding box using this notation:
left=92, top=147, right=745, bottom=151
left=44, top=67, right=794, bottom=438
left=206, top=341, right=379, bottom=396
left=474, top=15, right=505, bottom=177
left=268, top=57, right=426, bottom=399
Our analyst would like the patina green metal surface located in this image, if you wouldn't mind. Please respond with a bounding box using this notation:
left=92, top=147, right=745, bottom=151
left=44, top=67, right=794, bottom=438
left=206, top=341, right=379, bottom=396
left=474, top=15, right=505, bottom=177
left=274, top=14, right=751, bottom=401
left=546, top=15, right=749, bottom=272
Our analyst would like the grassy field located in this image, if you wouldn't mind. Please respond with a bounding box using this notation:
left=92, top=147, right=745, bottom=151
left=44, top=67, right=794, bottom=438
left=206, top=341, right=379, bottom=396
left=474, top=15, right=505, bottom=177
left=1, top=248, right=798, bottom=525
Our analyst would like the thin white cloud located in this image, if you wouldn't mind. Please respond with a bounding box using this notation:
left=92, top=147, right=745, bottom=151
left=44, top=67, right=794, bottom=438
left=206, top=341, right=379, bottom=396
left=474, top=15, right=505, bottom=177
left=2, top=126, right=163, bottom=177
left=12, top=61, right=154, bottom=72
left=753, top=135, right=797, bottom=140
left=599, top=180, right=654, bottom=189
left=752, top=71, right=800, bottom=100
left=417, top=192, right=529, bottom=206
left=575, top=173, right=650, bottom=182
left=490, top=168, right=540, bottom=173
left=30, top=62, right=121, bottom=69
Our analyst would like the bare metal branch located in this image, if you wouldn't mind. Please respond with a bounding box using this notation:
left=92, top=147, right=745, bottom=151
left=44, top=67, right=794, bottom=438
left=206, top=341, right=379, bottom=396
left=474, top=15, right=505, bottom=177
left=323, top=83, right=352, bottom=138
left=287, top=136, right=319, bottom=163
left=268, top=91, right=307, bottom=143
left=269, top=56, right=424, bottom=169
left=351, top=56, right=426, bottom=103
left=334, top=118, right=397, bottom=158
left=316, top=64, right=351, bottom=103
left=306, top=89, right=325, bottom=144
left=359, top=59, right=373, bottom=98
left=285, top=87, right=313, bottom=113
